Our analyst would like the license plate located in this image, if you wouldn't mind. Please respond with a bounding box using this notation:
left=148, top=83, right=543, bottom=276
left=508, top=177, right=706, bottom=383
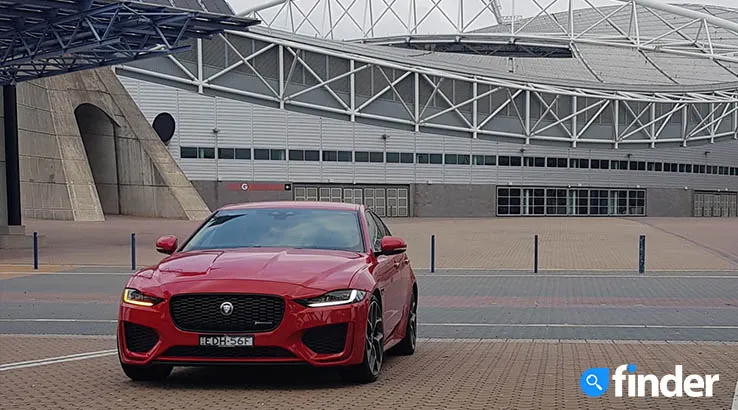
left=198, top=335, right=253, bottom=347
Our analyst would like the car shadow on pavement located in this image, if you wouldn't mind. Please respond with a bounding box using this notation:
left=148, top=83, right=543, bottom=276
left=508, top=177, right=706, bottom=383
left=146, top=358, right=400, bottom=390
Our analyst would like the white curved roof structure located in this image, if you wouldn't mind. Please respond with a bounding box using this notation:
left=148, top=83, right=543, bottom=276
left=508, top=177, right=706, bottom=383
left=117, top=0, right=738, bottom=148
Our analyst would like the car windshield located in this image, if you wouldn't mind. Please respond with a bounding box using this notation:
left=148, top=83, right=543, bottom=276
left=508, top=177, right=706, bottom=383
left=180, top=208, right=364, bottom=253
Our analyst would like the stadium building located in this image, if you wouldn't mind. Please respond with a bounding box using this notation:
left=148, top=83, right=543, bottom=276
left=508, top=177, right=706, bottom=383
left=71, top=1, right=738, bottom=218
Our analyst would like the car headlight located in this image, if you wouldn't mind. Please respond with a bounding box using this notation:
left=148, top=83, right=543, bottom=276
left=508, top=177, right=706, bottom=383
left=122, top=288, right=164, bottom=307
left=296, top=289, right=367, bottom=308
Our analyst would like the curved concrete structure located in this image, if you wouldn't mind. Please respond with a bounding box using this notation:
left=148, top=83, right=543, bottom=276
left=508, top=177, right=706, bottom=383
left=11, top=67, right=211, bottom=222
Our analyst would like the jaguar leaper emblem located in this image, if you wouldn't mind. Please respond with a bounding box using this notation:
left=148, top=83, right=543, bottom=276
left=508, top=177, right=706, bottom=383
left=220, top=301, right=234, bottom=316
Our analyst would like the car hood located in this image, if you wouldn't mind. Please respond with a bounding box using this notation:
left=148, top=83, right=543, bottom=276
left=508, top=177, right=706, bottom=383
left=146, top=248, right=368, bottom=292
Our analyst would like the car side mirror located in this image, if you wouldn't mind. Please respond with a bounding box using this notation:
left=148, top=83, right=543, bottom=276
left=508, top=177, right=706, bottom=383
left=379, top=236, right=407, bottom=256
left=156, top=235, right=178, bottom=255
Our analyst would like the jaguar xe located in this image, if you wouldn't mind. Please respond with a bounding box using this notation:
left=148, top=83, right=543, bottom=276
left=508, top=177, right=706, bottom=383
left=117, top=201, right=418, bottom=383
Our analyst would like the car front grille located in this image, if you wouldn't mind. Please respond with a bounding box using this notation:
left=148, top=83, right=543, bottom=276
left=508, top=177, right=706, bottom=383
left=124, top=322, right=159, bottom=353
left=301, top=323, right=348, bottom=354
left=169, top=294, right=285, bottom=333
left=162, top=346, right=295, bottom=359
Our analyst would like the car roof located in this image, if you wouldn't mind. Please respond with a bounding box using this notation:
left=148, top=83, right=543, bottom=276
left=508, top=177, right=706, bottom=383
left=217, top=201, right=363, bottom=212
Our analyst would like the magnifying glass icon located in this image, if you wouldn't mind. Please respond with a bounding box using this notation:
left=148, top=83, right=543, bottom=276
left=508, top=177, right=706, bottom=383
left=586, top=374, right=603, bottom=391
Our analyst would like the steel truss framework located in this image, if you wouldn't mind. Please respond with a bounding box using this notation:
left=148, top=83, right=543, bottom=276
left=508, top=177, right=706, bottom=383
left=244, top=0, right=738, bottom=66
left=0, top=0, right=259, bottom=85
left=118, top=26, right=738, bottom=148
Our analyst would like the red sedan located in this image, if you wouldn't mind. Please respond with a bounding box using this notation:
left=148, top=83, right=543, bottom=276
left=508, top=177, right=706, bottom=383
left=117, top=201, right=418, bottom=383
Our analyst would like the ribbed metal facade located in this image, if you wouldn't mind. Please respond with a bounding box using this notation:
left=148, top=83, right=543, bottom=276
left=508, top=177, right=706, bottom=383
left=119, top=76, right=738, bottom=193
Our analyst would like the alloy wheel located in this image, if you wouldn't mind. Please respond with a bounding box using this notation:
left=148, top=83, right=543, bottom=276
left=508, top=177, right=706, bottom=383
left=365, top=299, right=384, bottom=376
left=408, top=296, right=417, bottom=350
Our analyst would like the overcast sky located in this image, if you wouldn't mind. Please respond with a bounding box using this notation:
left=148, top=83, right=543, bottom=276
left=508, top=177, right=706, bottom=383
left=226, top=0, right=737, bottom=37
left=229, top=0, right=738, bottom=15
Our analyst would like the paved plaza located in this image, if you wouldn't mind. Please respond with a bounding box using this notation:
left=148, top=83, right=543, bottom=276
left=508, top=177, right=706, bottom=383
left=1, top=216, right=737, bottom=409
left=1, top=335, right=737, bottom=410
left=1, top=216, right=737, bottom=271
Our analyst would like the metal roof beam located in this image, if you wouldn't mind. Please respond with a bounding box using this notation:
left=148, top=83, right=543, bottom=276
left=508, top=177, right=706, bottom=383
left=0, top=0, right=260, bottom=84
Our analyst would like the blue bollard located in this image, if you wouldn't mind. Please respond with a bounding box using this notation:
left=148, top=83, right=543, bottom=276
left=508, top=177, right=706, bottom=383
left=534, top=234, right=539, bottom=274
left=131, top=233, right=136, bottom=271
left=33, top=232, right=38, bottom=270
left=639, top=235, right=646, bottom=274
left=430, top=234, right=436, bottom=273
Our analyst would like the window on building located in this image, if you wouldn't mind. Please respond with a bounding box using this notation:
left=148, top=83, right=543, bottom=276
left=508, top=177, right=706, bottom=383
left=218, top=148, right=235, bottom=159
left=386, top=152, right=414, bottom=164
left=254, top=148, right=285, bottom=160
left=354, top=151, right=368, bottom=162
left=212, top=147, right=253, bottom=159
left=271, top=149, right=286, bottom=160
left=338, top=151, right=352, bottom=162
left=445, top=154, right=470, bottom=165
left=498, top=187, right=646, bottom=217
left=499, top=156, right=510, bottom=166
left=570, top=158, right=589, bottom=168
left=236, top=149, right=251, bottom=159
left=180, top=146, right=198, bottom=159
left=418, top=153, right=443, bottom=164
left=370, top=152, right=383, bottom=163
left=556, top=158, right=568, bottom=168
left=497, top=188, right=521, bottom=215
left=288, top=150, right=319, bottom=161
left=510, top=156, right=522, bottom=166
left=180, top=146, right=215, bottom=159
left=289, top=150, right=304, bottom=161
left=254, top=149, right=269, bottom=160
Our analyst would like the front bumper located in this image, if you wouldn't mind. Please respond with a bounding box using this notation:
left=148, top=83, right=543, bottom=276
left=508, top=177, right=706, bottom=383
left=117, top=296, right=369, bottom=367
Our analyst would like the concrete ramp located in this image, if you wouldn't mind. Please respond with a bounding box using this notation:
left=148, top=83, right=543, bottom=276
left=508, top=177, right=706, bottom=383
left=15, top=68, right=211, bottom=222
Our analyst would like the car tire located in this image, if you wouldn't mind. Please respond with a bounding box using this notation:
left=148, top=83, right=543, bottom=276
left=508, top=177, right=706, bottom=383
left=341, top=294, right=384, bottom=384
left=391, top=290, right=417, bottom=356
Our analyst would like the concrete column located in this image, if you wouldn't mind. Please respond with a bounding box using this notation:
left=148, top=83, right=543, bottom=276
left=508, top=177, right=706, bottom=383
left=0, top=86, right=7, bottom=227
left=3, top=85, right=20, bottom=226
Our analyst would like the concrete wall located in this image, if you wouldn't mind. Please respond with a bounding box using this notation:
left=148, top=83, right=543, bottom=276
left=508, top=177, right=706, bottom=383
left=14, top=68, right=212, bottom=221
left=191, top=180, right=293, bottom=210
left=647, top=188, right=693, bottom=217
left=413, top=184, right=497, bottom=217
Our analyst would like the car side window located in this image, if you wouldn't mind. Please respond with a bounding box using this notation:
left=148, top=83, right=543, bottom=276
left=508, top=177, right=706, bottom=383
left=372, top=212, right=392, bottom=237
left=365, top=211, right=382, bottom=253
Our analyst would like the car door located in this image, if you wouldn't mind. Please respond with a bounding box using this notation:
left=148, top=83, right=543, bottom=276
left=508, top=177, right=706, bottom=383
left=367, top=211, right=403, bottom=333
left=371, top=212, right=410, bottom=325
left=365, top=210, right=400, bottom=332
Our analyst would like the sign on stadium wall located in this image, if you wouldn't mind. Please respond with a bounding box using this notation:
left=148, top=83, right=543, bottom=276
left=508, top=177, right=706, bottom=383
left=227, top=182, right=292, bottom=191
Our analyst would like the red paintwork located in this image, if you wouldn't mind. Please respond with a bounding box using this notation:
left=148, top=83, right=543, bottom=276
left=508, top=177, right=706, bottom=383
left=117, top=201, right=417, bottom=368
left=155, top=235, right=177, bottom=255
left=380, top=236, right=407, bottom=253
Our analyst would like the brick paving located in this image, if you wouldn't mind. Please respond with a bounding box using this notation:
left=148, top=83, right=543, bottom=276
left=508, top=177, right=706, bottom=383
left=1, top=336, right=736, bottom=410
left=1, top=216, right=737, bottom=271
left=0, top=334, right=114, bottom=364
